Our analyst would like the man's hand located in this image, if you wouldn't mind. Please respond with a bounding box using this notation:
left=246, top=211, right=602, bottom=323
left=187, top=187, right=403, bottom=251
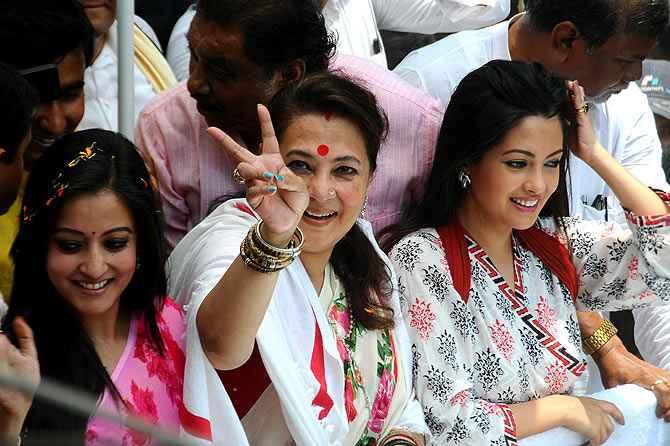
left=594, top=335, right=670, bottom=421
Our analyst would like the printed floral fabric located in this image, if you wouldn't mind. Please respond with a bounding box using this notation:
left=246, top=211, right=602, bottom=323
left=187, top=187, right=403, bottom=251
left=389, top=206, right=670, bottom=446
left=327, top=292, right=398, bottom=445
left=319, top=264, right=409, bottom=445
left=85, top=298, right=186, bottom=446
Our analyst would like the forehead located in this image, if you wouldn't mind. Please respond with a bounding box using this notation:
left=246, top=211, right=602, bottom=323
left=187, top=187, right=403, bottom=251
left=595, top=32, right=656, bottom=58
left=280, top=114, right=369, bottom=160
left=56, top=49, right=86, bottom=89
left=54, top=190, right=134, bottom=232
left=188, top=15, right=247, bottom=59
left=489, top=116, right=564, bottom=157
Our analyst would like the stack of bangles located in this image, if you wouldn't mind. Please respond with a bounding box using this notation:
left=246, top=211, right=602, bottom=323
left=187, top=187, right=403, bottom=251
left=240, top=221, right=304, bottom=273
left=381, top=432, right=419, bottom=446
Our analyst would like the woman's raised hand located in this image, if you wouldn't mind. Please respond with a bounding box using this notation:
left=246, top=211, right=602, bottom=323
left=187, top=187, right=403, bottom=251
left=208, top=104, right=309, bottom=246
left=566, top=80, right=600, bottom=164
left=0, top=318, right=40, bottom=439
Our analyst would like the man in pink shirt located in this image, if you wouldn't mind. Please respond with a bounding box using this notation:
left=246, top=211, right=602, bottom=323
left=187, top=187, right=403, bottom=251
left=135, top=0, right=444, bottom=248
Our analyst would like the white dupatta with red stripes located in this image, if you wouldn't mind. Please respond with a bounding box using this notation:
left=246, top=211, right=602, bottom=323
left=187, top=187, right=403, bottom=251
left=168, top=199, right=425, bottom=445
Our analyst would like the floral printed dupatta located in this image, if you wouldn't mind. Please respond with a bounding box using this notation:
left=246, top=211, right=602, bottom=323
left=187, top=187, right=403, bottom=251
left=322, top=264, right=403, bottom=446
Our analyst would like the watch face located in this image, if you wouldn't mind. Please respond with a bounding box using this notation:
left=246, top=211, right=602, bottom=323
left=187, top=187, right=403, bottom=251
left=20, top=63, right=62, bottom=103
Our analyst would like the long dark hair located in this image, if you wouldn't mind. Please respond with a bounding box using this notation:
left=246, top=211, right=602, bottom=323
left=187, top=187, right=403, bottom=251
left=267, top=73, right=394, bottom=330
left=381, top=60, right=572, bottom=251
left=4, top=129, right=167, bottom=440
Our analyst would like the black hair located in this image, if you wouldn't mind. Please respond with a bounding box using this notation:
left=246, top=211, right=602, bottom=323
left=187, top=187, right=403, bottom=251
left=381, top=60, right=572, bottom=252
left=4, top=129, right=167, bottom=440
left=0, top=62, right=38, bottom=163
left=196, top=0, right=336, bottom=75
left=0, top=0, right=95, bottom=70
left=264, top=73, right=393, bottom=330
left=525, top=0, right=668, bottom=50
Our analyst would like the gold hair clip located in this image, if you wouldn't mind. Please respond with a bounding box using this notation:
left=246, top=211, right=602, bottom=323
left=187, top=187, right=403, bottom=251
left=67, top=142, right=98, bottom=167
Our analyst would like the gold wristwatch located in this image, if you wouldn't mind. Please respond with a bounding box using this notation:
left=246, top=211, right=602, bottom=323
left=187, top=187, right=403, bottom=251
left=582, top=318, right=618, bottom=356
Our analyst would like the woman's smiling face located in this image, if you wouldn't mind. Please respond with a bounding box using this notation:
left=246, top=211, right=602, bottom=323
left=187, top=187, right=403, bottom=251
left=46, top=190, right=137, bottom=321
left=463, top=115, right=565, bottom=232
left=279, top=113, right=371, bottom=257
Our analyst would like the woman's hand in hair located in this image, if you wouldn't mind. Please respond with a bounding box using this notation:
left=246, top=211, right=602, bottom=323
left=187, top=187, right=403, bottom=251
left=566, top=80, right=599, bottom=164
left=0, top=317, right=39, bottom=441
left=208, top=104, right=309, bottom=247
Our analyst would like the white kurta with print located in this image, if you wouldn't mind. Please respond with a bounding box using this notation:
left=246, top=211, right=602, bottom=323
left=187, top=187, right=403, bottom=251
left=389, top=210, right=670, bottom=445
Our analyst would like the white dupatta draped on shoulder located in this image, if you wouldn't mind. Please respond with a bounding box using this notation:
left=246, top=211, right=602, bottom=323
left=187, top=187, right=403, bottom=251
left=167, top=199, right=427, bottom=445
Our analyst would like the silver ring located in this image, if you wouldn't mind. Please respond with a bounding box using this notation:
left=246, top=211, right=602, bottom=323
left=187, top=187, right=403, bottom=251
left=232, top=168, right=246, bottom=185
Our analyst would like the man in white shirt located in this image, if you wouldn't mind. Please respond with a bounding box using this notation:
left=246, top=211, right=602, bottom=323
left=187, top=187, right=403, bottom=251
left=78, top=0, right=176, bottom=131
left=394, top=0, right=670, bottom=405
left=166, top=0, right=510, bottom=80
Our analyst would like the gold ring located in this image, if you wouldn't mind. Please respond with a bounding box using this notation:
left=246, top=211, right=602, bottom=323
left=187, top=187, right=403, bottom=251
left=232, top=168, right=246, bottom=184
left=651, top=379, right=667, bottom=391
left=576, top=103, right=590, bottom=114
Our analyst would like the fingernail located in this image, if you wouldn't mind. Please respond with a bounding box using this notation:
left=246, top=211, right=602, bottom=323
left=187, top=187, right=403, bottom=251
left=276, top=174, right=285, bottom=182
left=262, top=172, right=274, bottom=180
left=267, top=185, right=277, bottom=193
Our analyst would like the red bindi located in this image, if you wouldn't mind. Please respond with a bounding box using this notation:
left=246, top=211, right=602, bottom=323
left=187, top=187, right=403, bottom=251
left=317, top=144, right=330, bottom=157
left=324, top=111, right=333, bottom=121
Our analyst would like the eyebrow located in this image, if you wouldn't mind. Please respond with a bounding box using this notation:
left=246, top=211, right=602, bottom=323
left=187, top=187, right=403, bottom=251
left=53, top=227, right=134, bottom=237
left=286, top=149, right=362, bottom=165
left=186, top=35, right=235, bottom=69
left=502, top=149, right=563, bottom=158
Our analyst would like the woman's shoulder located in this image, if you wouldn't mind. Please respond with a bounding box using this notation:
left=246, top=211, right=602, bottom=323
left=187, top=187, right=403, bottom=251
left=388, top=227, right=445, bottom=272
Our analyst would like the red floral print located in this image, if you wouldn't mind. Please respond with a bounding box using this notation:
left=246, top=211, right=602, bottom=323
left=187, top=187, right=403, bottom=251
left=408, top=298, right=436, bottom=340
left=543, top=361, right=568, bottom=394
left=489, top=320, right=514, bottom=362
left=449, top=389, right=471, bottom=407
left=535, top=296, right=557, bottom=334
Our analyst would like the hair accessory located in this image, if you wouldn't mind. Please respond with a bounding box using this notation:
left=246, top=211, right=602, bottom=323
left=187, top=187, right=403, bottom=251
left=576, top=103, right=590, bottom=114
left=458, top=170, right=471, bottom=189
left=22, top=142, right=105, bottom=223
left=139, top=177, right=149, bottom=189
left=67, top=143, right=98, bottom=167
left=232, top=167, right=246, bottom=185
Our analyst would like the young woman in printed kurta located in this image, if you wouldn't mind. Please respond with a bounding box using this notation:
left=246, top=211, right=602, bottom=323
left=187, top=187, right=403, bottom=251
left=0, top=130, right=185, bottom=445
left=383, top=61, right=670, bottom=446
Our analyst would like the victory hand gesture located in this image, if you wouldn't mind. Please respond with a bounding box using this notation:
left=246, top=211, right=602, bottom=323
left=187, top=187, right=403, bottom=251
left=566, top=80, right=599, bottom=164
left=208, top=104, right=309, bottom=246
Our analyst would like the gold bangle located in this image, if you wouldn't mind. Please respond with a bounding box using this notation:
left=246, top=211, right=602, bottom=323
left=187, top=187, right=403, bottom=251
left=239, top=223, right=303, bottom=273
left=253, top=221, right=304, bottom=257
left=582, top=318, right=618, bottom=356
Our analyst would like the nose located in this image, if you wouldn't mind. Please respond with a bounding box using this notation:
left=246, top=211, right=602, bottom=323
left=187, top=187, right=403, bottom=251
left=308, top=173, right=336, bottom=202
left=523, top=167, right=547, bottom=195
left=187, top=60, right=211, bottom=97
left=78, top=246, right=108, bottom=280
left=35, top=102, right=67, bottom=137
